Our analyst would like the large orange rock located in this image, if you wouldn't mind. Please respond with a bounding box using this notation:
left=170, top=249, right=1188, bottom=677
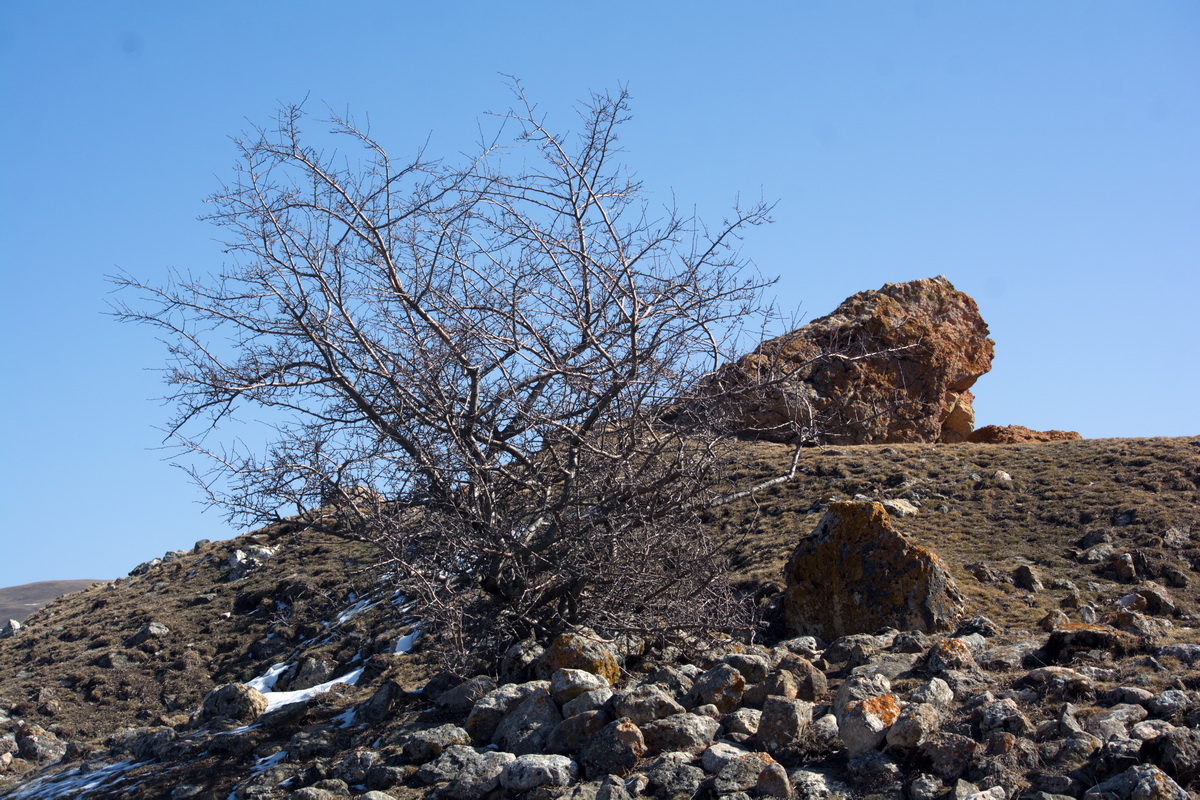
left=715, top=276, right=994, bottom=444
left=783, top=502, right=965, bottom=639
left=967, top=424, right=1082, bottom=444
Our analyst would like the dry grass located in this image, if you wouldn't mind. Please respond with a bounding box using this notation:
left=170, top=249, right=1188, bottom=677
left=2, top=436, right=1198, bottom=747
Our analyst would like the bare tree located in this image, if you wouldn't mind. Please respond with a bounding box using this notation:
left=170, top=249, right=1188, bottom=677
left=114, top=84, right=786, bottom=667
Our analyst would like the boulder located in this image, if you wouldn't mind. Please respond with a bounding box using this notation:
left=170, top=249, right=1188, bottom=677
left=580, top=718, right=646, bottom=779
left=538, top=631, right=622, bottom=685
left=198, top=683, right=268, bottom=724
left=712, top=276, right=994, bottom=444
left=968, top=424, right=1082, bottom=444
left=493, top=688, right=563, bottom=755
left=783, top=502, right=965, bottom=638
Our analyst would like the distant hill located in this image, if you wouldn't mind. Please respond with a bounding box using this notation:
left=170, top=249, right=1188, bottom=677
left=0, top=580, right=106, bottom=624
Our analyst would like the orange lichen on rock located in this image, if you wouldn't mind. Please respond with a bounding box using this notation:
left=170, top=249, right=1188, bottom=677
left=537, top=632, right=621, bottom=685
left=782, top=501, right=965, bottom=639
left=858, top=694, right=902, bottom=727
left=712, top=276, right=995, bottom=445
left=967, top=424, right=1082, bottom=444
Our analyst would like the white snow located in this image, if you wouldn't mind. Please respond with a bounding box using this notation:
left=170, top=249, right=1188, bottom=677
left=395, top=625, right=421, bottom=653
left=245, top=661, right=290, bottom=693
left=5, top=759, right=141, bottom=799
left=258, top=667, right=365, bottom=712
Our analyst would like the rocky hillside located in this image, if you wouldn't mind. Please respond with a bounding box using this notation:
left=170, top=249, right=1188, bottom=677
left=2, top=436, right=1199, bottom=800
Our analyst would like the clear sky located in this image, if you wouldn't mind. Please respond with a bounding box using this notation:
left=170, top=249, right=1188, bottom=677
left=1, top=2, right=1197, bottom=588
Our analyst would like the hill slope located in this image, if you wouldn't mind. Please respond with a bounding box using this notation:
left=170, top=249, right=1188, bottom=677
left=0, top=581, right=105, bottom=625
left=1, top=437, right=1198, bottom=799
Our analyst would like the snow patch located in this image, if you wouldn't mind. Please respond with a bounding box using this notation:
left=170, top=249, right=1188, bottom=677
left=246, top=661, right=290, bottom=693
left=4, top=759, right=142, bottom=800
left=395, top=625, right=421, bottom=653
left=259, top=667, right=365, bottom=712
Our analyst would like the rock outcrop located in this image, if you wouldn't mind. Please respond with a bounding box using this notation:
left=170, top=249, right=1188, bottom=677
left=783, top=501, right=965, bottom=638
left=968, top=424, right=1083, bottom=444
left=715, top=276, right=994, bottom=444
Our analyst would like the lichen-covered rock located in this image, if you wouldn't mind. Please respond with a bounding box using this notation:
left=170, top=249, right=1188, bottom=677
left=968, top=424, right=1082, bottom=444
left=783, top=502, right=965, bottom=639
left=756, top=697, right=813, bottom=753
left=611, top=682, right=685, bottom=725
left=684, top=664, right=746, bottom=713
left=415, top=744, right=516, bottom=798
left=396, top=723, right=471, bottom=764
left=198, top=683, right=268, bottom=724
left=465, top=680, right=549, bottom=742
left=548, top=709, right=611, bottom=755
left=499, top=753, right=580, bottom=792
left=538, top=632, right=622, bottom=685
left=551, top=668, right=610, bottom=707
left=640, top=712, right=719, bottom=756
left=493, top=687, right=563, bottom=755
left=580, top=718, right=645, bottom=779
left=839, top=694, right=901, bottom=756
left=712, top=276, right=994, bottom=444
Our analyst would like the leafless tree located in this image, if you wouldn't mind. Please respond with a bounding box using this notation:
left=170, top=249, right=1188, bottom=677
left=114, top=84, right=797, bottom=667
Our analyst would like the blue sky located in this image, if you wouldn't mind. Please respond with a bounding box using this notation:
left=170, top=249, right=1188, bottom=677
left=1, top=2, right=1197, bottom=587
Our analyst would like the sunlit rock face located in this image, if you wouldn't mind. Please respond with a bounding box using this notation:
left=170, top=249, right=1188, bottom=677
left=783, top=501, right=966, bottom=639
left=714, top=276, right=994, bottom=444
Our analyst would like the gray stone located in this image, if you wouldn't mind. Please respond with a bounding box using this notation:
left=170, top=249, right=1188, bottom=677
left=435, top=675, right=497, bottom=715
left=1149, top=689, right=1192, bottom=719
left=493, top=687, right=563, bottom=754
left=1013, top=565, right=1044, bottom=592
left=580, top=718, right=645, bottom=779
left=1086, top=703, right=1147, bottom=741
left=199, top=683, right=268, bottom=723
left=500, top=753, right=580, bottom=791
left=1083, top=764, right=1188, bottom=799
left=921, top=732, right=979, bottom=780
left=756, top=696, right=813, bottom=753
left=976, top=698, right=1032, bottom=736
left=551, top=668, right=610, bottom=707
left=465, top=680, right=549, bottom=742
left=548, top=708, right=611, bottom=755
left=640, top=712, right=718, bottom=755
left=416, top=745, right=516, bottom=798
left=720, top=707, right=761, bottom=738
left=701, top=741, right=749, bottom=773
left=612, top=682, right=685, bottom=725
left=719, top=652, right=771, bottom=682
left=126, top=621, right=170, bottom=647
left=714, top=753, right=774, bottom=793
left=644, top=761, right=705, bottom=799
left=886, top=702, right=940, bottom=750
left=911, top=677, right=955, bottom=709
left=397, top=723, right=471, bottom=764
left=684, top=663, right=745, bottom=713
left=563, top=686, right=613, bottom=717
